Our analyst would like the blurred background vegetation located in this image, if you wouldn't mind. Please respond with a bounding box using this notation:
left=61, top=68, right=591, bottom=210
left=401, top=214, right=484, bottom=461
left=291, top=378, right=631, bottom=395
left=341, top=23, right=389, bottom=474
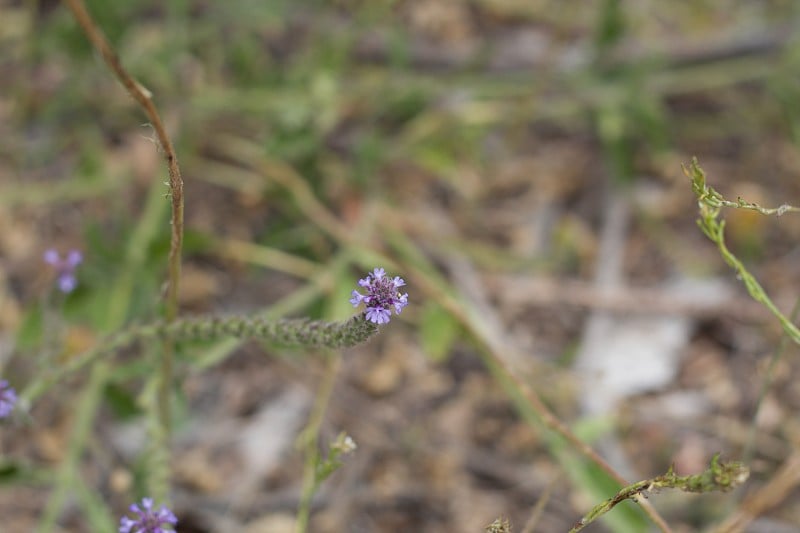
left=2, top=0, right=800, bottom=531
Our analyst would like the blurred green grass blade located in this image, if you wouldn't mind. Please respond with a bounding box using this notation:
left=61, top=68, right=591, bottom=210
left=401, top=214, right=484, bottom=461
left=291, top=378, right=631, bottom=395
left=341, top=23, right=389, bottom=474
left=16, top=303, right=44, bottom=350
left=381, top=229, right=455, bottom=293
left=348, top=248, right=401, bottom=276
left=0, top=459, right=52, bottom=485
left=38, top=362, right=112, bottom=533
left=39, top=176, right=170, bottom=532
left=327, top=260, right=355, bottom=319
left=74, top=475, right=116, bottom=532
left=420, top=302, right=460, bottom=362
left=0, top=178, right=123, bottom=207
left=105, top=177, right=170, bottom=332
left=188, top=337, right=242, bottom=372
left=572, top=414, right=618, bottom=444
left=104, top=381, right=144, bottom=421
left=594, top=0, right=626, bottom=53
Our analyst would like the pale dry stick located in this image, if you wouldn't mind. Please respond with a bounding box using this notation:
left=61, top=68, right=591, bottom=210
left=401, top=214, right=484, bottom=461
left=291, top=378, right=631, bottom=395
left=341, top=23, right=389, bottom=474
left=216, top=239, right=319, bottom=280
left=488, top=275, right=768, bottom=322
left=712, top=451, right=800, bottom=533
left=381, top=205, right=768, bottom=323
left=212, top=136, right=353, bottom=244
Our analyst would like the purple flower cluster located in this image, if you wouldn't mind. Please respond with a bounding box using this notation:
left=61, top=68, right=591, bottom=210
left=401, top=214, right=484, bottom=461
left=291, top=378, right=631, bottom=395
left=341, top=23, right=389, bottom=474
left=119, top=498, right=177, bottom=533
left=0, top=380, right=16, bottom=418
left=349, top=268, right=408, bottom=324
left=43, top=249, right=82, bottom=293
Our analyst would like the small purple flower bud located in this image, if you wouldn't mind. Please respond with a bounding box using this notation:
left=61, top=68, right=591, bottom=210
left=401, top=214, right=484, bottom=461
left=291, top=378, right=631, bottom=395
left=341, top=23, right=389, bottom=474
left=0, top=380, right=17, bottom=418
left=119, top=498, right=177, bottom=533
left=350, top=268, right=408, bottom=324
left=43, top=249, right=83, bottom=293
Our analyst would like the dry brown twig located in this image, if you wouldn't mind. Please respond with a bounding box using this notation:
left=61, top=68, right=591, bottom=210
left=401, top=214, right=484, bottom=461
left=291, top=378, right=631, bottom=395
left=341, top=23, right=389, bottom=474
left=62, top=0, right=185, bottom=499
left=62, top=0, right=184, bottom=321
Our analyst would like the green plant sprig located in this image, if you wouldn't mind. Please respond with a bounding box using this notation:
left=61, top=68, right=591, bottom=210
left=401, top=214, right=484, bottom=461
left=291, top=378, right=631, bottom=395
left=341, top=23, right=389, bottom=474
left=688, top=159, right=800, bottom=216
left=19, top=314, right=377, bottom=408
left=570, top=455, right=749, bottom=533
left=484, top=517, right=512, bottom=533
left=685, top=157, right=800, bottom=344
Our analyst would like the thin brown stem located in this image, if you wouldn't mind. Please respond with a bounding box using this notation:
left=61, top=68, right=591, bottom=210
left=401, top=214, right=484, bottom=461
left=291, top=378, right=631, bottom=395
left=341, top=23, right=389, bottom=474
left=63, top=0, right=184, bottom=497
left=61, top=0, right=184, bottom=321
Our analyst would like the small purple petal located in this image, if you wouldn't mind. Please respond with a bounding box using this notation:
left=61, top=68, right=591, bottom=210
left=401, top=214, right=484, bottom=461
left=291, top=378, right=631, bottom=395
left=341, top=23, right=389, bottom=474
left=119, top=517, right=135, bottom=533
left=393, top=293, right=408, bottom=314
left=58, top=275, right=77, bottom=293
left=43, top=249, right=60, bottom=265
left=119, top=498, right=177, bottom=533
left=43, top=249, right=82, bottom=293
left=66, top=250, right=83, bottom=267
left=365, top=307, right=391, bottom=324
left=349, top=290, right=365, bottom=307
left=0, top=380, right=17, bottom=418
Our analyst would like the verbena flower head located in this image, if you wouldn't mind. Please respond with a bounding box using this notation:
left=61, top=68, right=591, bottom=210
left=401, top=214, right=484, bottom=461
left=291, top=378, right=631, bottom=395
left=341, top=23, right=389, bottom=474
left=119, top=498, right=177, bottom=533
left=349, top=267, right=408, bottom=325
left=43, top=249, right=82, bottom=293
left=0, top=380, right=16, bottom=418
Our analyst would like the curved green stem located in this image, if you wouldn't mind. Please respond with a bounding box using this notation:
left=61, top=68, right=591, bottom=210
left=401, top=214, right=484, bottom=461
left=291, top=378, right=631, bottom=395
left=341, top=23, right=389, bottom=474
left=570, top=455, right=749, bottom=533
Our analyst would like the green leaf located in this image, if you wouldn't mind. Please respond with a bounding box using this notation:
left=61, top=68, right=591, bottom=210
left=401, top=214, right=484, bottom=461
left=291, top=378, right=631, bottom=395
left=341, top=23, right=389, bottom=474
left=419, top=303, right=460, bottom=362
left=103, top=382, right=143, bottom=421
left=16, top=304, right=44, bottom=350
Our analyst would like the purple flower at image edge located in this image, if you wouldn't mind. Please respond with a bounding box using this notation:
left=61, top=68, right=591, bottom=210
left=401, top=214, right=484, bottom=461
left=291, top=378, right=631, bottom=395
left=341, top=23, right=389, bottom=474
left=43, top=249, right=82, bottom=293
left=119, top=498, right=177, bottom=533
left=349, top=267, right=408, bottom=325
left=0, top=380, right=17, bottom=418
